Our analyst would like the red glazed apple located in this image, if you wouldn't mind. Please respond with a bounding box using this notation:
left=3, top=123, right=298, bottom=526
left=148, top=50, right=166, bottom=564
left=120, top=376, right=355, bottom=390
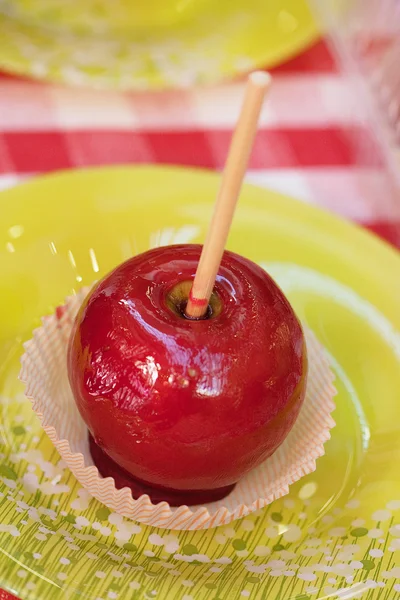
left=67, top=244, right=307, bottom=505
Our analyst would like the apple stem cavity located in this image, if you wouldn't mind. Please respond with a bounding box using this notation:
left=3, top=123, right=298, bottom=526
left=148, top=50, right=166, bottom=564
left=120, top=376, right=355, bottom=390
left=185, top=71, right=271, bottom=320
left=166, top=280, right=220, bottom=321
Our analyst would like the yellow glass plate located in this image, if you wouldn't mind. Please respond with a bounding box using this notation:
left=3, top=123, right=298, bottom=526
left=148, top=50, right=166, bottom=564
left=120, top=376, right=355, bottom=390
left=0, top=0, right=318, bottom=89
left=1, top=166, right=400, bottom=600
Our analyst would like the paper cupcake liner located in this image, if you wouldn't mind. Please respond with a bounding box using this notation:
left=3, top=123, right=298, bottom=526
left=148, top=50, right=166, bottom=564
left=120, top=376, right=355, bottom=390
left=20, top=287, right=336, bottom=530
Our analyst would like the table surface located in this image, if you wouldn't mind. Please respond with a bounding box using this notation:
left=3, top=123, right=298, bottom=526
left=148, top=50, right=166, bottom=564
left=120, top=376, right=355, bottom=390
left=1, top=37, right=400, bottom=600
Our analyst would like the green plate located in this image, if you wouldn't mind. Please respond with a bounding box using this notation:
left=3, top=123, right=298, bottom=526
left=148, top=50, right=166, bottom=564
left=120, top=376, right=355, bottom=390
left=0, top=0, right=318, bottom=89
left=1, top=166, right=400, bottom=600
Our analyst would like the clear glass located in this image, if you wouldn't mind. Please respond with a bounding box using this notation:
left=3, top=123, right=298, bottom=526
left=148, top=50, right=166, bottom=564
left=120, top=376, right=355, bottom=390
left=313, top=1, right=399, bottom=170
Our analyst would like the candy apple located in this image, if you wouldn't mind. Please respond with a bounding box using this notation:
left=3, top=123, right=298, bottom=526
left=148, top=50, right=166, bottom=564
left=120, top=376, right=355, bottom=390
left=67, top=244, right=307, bottom=505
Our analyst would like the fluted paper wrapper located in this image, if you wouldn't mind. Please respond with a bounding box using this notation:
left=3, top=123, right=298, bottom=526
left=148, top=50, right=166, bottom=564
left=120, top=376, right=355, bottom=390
left=20, top=287, right=336, bottom=530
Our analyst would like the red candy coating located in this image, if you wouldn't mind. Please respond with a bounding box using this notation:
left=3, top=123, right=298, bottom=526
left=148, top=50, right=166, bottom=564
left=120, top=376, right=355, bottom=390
left=68, top=244, right=307, bottom=503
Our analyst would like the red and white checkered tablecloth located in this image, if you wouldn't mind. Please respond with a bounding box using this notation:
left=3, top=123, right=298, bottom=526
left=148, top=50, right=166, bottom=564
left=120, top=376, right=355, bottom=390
left=0, top=39, right=400, bottom=246
left=1, top=37, right=400, bottom=600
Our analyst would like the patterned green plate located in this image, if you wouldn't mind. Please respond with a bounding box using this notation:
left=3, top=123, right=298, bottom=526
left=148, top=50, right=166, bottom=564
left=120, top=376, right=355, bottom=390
left=1, top=166, right=400, bottom=600
left=0, top=0, right=318, bottom=89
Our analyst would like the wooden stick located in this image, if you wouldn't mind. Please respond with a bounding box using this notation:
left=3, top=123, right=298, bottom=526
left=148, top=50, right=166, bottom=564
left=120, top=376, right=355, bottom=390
left=185, top=71, right=271, bottom=319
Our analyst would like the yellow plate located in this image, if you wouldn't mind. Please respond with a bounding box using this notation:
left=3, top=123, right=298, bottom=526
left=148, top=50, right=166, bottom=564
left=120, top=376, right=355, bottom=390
left=0, top=0, right=318, bottom=89
left=1, top=166, right=400, bottom=600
